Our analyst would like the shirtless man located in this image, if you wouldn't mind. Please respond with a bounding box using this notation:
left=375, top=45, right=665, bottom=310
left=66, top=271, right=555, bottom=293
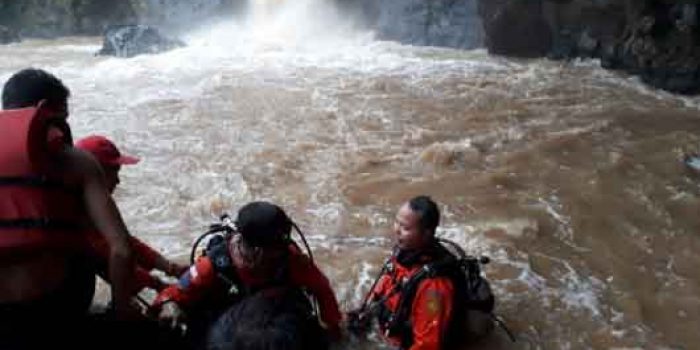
left=0, top=68, right=136, bottom=347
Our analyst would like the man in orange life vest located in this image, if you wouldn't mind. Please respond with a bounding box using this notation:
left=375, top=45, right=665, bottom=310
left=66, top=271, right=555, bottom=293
left=76, top=135, right=187, bottom=293
left=0, top=69, right=136, bottom=343
left=359, top=195, right=456, bottom=350
left=153, top=201, right=342, bottom=344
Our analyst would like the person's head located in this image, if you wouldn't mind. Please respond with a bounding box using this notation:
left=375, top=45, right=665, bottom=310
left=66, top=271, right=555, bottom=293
left=2, top=68, right=70, bottom=117
left=393, top=195, right=440, bottom=251
left=75, top=135, right=140, bottom=193
left=207, top=291, right=310, bottom=350
left=232, top=201, right=292, bottom=270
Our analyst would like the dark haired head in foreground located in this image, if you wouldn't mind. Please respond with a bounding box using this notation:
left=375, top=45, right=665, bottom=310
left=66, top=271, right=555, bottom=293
left=206, top=289, right=328, bottom=350
left=2, top=68, right=70, bottom=114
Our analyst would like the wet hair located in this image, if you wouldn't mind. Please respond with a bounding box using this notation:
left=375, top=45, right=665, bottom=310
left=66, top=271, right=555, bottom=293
left=206, top=289, right=327, bottom=350
left=2, top=68, right=70, bottom=109
left=408, top=195, right=440, bottom=233
left=236, top=201, right=292, bottom=248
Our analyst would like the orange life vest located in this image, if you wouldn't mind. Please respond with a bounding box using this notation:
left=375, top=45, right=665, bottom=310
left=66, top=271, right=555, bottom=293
left=0, top=104, right=83, bottom=255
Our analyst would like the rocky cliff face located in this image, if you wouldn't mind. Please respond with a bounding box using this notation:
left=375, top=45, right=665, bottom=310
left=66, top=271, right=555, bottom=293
left=478, top=0, right=551, bottom=57
left=0, top=0, right=136, bottom=38
left=375, top=0, right=483, bottom=49
left=479, top=0, right=700, bottom=94
left=335, top=0, right=484, bottom=49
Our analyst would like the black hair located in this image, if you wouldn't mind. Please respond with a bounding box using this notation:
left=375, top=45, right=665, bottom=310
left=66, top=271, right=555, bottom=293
left=236, top=201, right=292, bottom=248
left=2, top=68, right=70, bottom=109
left=206, top=289, right=328, bottom=350
left=408, top=195, right=440, bottom=233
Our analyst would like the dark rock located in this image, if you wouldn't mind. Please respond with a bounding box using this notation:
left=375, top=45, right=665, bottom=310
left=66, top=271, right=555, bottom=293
left=334, top=0, right=380, bottom=27
left=641, top=63, right=700, bottom=95
left=374, top=0, right=483, bottom=49
left=671, top=4, right=697, bottom=30
left=0, top=25, right=20, bottom=44
left=548, top=28, right=577, bottom=59
left=97, top=25, right=185, bottom=58
left=618, top=6, right=700, bottom=94
left=479, top=0, right=553, bottom=57
left=577, top=30, right=599, bottom=57
left=600, top=42, right=621, bottom=69
left=479, top=0, right=700, bottom=94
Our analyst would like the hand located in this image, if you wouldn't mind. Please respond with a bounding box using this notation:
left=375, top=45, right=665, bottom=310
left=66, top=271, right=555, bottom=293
left=158, top=301, right=185, bottom=330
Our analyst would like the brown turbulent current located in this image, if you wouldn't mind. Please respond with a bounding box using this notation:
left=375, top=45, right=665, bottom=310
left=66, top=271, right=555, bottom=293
left=1, top=19, right=699, bottom=350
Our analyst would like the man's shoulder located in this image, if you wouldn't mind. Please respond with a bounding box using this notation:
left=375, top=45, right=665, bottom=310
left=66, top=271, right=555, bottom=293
left=414, top=275, right=455, bottom=311
left=53, top=146, right=102, bottom=184
left=287, top=247, right=313, bottom=266
left=416, top=265, right=456, bottom=292
left=61, top=146, right=98, bottom=164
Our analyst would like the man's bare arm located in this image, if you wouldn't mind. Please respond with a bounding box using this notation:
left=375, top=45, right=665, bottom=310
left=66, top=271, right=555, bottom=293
left=71, top=148, right=136, bottom=316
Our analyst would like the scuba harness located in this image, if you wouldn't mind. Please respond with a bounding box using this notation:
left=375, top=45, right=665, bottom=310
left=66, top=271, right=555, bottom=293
left=189, top=213, right=318, bottom=307
left=176, top=210, right=328, bottom=343
left=350, top=237, right=515, bottom=347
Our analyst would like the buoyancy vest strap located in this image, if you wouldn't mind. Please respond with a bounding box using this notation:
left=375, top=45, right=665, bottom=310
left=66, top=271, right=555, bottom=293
left=0, top=218, right=80, bottom=230
left=0, top=176, right=63, bottom=188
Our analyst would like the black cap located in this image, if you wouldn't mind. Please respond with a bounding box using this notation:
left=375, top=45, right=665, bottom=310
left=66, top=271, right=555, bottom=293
left=236, top=201, right=291, bottom=247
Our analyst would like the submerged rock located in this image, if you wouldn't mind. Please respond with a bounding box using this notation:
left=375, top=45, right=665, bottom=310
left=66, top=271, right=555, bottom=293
left=97, top=25, right=185, bottom=58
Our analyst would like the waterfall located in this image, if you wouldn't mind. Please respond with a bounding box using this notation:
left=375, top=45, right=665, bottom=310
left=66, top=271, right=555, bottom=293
left=235, top=0, right=360, bottom=46
left=242, top=0, right=484, bottom=49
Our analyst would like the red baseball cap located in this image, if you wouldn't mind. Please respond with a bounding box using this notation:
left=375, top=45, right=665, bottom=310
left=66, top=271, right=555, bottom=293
left=75, top=135, right=140, bottom=166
